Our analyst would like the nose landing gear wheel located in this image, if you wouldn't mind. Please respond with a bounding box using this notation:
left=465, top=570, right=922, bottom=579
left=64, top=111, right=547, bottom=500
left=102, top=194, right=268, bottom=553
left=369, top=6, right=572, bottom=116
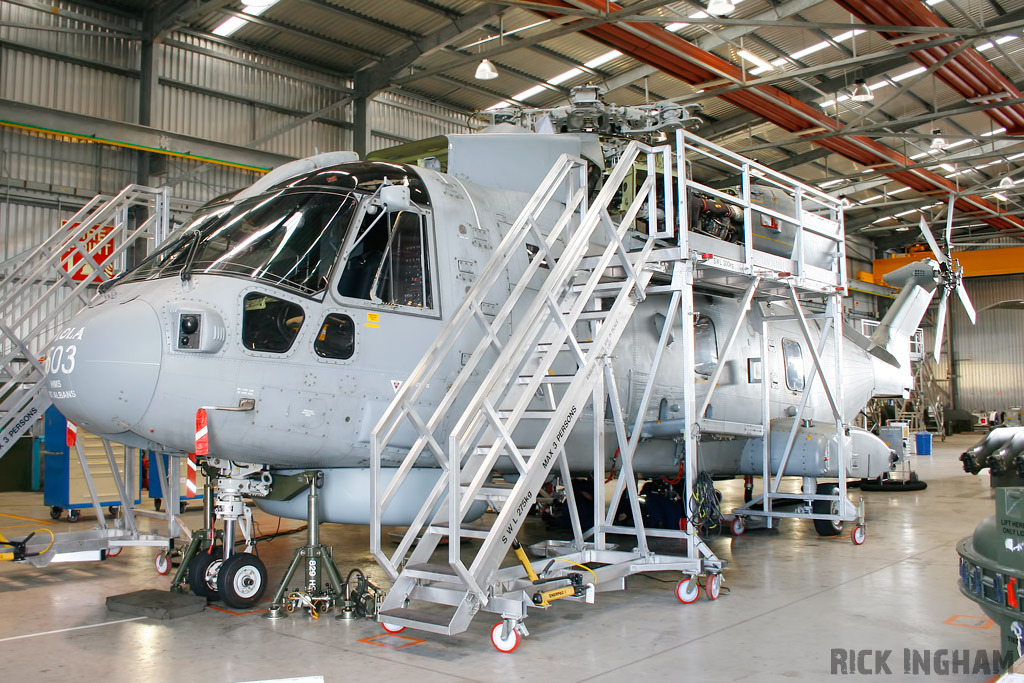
left=381, top=622, right=405, bottom=634
left=490, top=622, right=520, bottom=653
left=812, top=483, right=843, bottom=537
left=188, top=547, right=223, bottom=600
left=675, top=576, right=700, bottom=604
left=217, top=552, right=267, bottom=609
left=706, top=573, right=723, bottom=600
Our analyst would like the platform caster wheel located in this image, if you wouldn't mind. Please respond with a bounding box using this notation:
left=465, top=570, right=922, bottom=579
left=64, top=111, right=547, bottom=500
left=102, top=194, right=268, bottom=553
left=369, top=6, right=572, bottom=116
left=706, top=573, right=723, bottom=600
left=109, top=506, right=120, bottom=517
left=188, top=548, right=223, bottom=600
left=731, top=517, right=746, bottom=536
left=67, top=509, right=81, bottom=523
left=381, top=622, right=405, bottom=634
left=490, top=622, right=520, bottom=653
left=675, top=576, right=700, bottom=604
left=851, top=525, right=866, bottom=546
left=108, top=546, right=122, bottom=557
left=154, top=498, right=162, bottom=512
left=217, top=552, right=267, bottom=609
left=49, top=506, right=62, bottom=520
left=154, top=552, right=170, bottom=575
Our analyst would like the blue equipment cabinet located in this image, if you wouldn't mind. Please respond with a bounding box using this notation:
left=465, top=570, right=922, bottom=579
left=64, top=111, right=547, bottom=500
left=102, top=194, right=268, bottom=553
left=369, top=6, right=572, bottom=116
left=43, top=405, right=141, bottom=522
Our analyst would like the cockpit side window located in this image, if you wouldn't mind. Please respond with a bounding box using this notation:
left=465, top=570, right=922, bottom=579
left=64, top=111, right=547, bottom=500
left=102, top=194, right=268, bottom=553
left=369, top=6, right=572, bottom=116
left=782, top=338, right=805, bottom=391
left=242, top=292, right=305, bottom=353
left=314, top=313, right=355, bottom=360
left=337, top=207, right=433, bottom=309
left=694, top=315, right=719, bottom=377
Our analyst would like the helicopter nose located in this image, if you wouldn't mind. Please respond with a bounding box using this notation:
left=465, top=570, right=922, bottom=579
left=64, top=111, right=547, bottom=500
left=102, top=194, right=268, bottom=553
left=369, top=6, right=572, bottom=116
left=46, top=297, right=162, bottom=435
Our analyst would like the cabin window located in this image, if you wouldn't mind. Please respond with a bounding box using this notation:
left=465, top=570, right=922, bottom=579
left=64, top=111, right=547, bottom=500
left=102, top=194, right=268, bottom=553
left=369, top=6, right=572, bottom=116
left=782, top=338, right=805, bottom=391
left=314, top=314, right=355, bottom=360
left=242, top=293, right=304, bottom=353
left=337, top=208, right=433, bottom=309
left=694, top=315, right=719, bottom=377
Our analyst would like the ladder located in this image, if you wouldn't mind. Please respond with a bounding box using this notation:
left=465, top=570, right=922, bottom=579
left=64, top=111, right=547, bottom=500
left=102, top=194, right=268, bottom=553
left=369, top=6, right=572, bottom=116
left=371, top=141, right=671, bottom=636
left=0, top=185, right=170, bottom=460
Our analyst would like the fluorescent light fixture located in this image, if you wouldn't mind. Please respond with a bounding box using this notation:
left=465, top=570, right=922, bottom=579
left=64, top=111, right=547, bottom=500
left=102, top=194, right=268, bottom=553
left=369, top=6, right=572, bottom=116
left=212, top=0, right=279, bottom=37
left=666, top=22, right=688, bottom=31
left=834, top=29, right=866, bottom=42
left=850, top=79, right=873, bottom=102
left=584, top=50, right=621, bottom=69
left=548, top=68, right=582, bottom=85
left=738, top=50, right=774, bottom=72
left=512, top=84, right=546, bottom=101
left=892, top=66, right=926, bottom=82
left=706, top=0, right=735, bottom=16
left=820, top=179, right=844, bottom=188
left=475, top=58, right=499, bottom=80
left=982, top=127, right=1008, bottom=137
left=994, top=192, right=1010, bottom=201
left=485, top=100, right=511, bottom=111
left=939, top=163, right=956, bottom=173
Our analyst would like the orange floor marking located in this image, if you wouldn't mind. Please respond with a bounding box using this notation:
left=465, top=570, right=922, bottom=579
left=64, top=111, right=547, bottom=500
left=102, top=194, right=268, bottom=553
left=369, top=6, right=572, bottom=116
left=944, top=614, right=995, bottom=629
left=0, top=513, right=55, bottom=525
left=359, top=634, right=425, bottom=649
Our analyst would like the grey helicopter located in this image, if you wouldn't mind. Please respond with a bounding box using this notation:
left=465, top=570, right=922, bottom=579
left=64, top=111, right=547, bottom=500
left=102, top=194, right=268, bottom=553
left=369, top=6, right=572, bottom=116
left=43, top=86, right=969, bottom=609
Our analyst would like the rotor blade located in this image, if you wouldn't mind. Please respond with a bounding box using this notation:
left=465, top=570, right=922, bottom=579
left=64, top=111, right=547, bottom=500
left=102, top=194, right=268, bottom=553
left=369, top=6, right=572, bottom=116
left=957, top=281, right=977, bottom=324
left=945, top=193, right=954, bottom=246
left=918, top=215, right=947, bottom=265
left=933, top=290, right=948, bottom=362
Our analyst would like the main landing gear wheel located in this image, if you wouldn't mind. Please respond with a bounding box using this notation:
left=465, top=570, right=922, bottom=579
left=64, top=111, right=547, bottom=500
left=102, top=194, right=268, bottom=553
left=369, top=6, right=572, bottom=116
left=731, top=517, right=746, bottom=536
left=851, top=525, right=866, bottom=545
left=381, top=622, right=405, bottom=634
left=812, top=483, right=843, bottom=537
left=675, top=576, right=700, bottom=604
left=217, top=552, right=267, bottom=609
left=188, top=547, right=223, bottom=600
left=706, top=573, right=723, bottom=600
left=154, top=553, right=170, bottom=575
left=490, top=622, right=520, bottom=653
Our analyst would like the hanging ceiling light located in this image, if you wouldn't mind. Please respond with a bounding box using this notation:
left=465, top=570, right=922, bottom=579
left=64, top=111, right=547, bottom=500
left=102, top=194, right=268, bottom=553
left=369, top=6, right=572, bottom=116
left=1000, top=175, right=1015, bottom=188
left=850, top=79, right=873, bottom=102
left=930, top=129, right=947, bottom=151
left=475, top=58, right=499, bottom=80
left=707, top=0, right=736, bottom=16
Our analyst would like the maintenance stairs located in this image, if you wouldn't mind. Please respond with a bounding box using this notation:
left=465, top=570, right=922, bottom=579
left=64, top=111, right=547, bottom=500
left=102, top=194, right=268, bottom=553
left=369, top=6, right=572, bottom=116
left=0, top=184, right=170, bottom=461
left=370, top=141, right=675, bottom=636
left=0, top=185, right=180, bottom=563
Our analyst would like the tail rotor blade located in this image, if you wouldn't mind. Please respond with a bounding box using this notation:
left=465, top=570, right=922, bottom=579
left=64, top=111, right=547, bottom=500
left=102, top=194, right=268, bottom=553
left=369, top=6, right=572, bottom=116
left=933, top=290, right=948, bottom=361
left=918, top=215, right=946, bottom=264
left=957, top=281, right=977, bottom=324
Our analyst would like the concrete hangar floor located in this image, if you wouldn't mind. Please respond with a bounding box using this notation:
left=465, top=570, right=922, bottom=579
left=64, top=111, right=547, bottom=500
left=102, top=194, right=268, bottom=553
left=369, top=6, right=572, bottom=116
left=0, top=433, right=1003, bottom=683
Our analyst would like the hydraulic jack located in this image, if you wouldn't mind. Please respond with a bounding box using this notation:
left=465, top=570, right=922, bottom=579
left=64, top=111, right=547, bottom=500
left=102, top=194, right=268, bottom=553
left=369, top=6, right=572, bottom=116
left=264, top=470, right=347, bottom=619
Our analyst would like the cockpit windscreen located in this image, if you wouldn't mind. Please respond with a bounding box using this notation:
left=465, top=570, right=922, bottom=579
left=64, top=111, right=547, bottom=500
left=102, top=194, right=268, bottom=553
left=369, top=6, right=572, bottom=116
left=118, top=189, right=358, bottom=296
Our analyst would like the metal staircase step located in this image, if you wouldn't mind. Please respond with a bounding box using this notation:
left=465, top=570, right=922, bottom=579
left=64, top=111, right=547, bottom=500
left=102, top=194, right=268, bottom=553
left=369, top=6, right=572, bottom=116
left=378, top=607, right=459, bottom=635
left=496, top=409, right=555, bottom=418
left=518, top=374, right=575, bottom=384
left=404, top=563, right=462, bottom=582
left=427, top=525, right=492, bottom=539
left=577, top=310, right=610, bottom=320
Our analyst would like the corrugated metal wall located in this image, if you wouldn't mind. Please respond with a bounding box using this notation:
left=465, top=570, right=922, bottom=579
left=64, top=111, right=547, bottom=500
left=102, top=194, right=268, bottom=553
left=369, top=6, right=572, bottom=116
left=951, top=274, right=1024, bottom=412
